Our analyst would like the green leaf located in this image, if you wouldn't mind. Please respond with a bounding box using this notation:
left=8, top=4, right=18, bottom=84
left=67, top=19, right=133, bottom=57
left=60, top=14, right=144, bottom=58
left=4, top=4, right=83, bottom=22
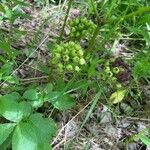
left=19, top=102, right=32, bottom=119
left=0, top=40, right=14, bottom=59
left=45, top=83, right=53, bottom=94
left=3, top=92, right=21, bottom=102
left=23, top=89, right=44, bottom=108
left=0, top=96, right=32, bottom=122
left=140, top=135, right=150, bottom=146
left=12, top=122, right=38, bottom=150
left=52, top=94, right=75, bottom=110
left=23, top=89, right=38, bottom=101
left=44, top=91, right=59, bottom=101
left=0, top=123, right=16, bottom=145
left=86, top=0, right=95, bottom=15
left=29, top=100, right=43, bottom=109
left=12, top=114, right=56, bottom=150
left=2, top=76, right=19, bottom=84
left=0, top=97, right=22, bottom=122
left=38, top=142, right=51, bottom=150
left=110, top=90, right=126, bottom=104
left=0, top=133, right=12, bottom=150
left=0, top=63, right=13, bottom=76
left=4, top=5, right=12, bottom=19
left=11, top=12, right=32, bottom=23
left=29, top=113, right=57, bottom=142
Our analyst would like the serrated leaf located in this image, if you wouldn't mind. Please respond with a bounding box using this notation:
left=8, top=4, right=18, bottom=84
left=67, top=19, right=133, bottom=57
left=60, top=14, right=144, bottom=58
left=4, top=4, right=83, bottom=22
left=3, top=92, right=21, bottom=102
left=29, top=100, right=43, bottom=109
left=38, top=142, right=51, bottom=150
left=53, top=94, right=75, bottom=110
left=0, top=97, right=32, bottom=122
left=19, top=102, right=32, bottom=119
left=23, top=89, right=38, bottom=101
left=45, top=83, right=53, bottom=93
left=0, top=133, right=12, bottom=150
left=44, top=91, right=60, bottom=101
left=0, top=123, right=16, bottom=145
left=12, top=122, right=38, bottom=150
left=29, top=113, right=57, bottom=142
left=110, top=90, right=126, bottom=104
left=12, top=116, right=55, bottom=150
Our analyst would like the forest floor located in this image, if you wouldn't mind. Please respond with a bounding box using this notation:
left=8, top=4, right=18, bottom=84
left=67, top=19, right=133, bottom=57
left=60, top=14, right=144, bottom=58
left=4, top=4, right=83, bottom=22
left=1, top=1, right=150, bottom=150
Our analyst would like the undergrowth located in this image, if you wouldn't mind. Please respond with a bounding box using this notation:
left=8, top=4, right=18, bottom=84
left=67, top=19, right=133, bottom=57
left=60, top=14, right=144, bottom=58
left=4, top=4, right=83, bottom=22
left=0, top=0, right=150, bottom=149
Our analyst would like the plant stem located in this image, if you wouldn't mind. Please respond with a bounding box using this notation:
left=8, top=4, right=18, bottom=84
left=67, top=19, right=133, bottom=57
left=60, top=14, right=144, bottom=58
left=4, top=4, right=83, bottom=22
left=58, top=0, right=73, bottom=43
left=85, top=25, right=100, bottom=55
left=86, top=0, right=100, bottom=55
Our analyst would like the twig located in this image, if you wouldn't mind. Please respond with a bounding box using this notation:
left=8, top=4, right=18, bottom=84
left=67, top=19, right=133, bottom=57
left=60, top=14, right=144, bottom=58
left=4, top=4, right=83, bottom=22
left=118, top=116, right=150, bottom=122
left=20, top=76, right=49, bottom=81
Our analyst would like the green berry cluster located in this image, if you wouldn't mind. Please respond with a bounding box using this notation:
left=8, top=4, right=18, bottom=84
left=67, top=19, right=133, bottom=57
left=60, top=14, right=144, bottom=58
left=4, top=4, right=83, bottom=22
left=69, top=18, right=96, bottom=40
left=101, top=62, right=122, bottom=82
left=51, top=42, right=86, bottom=72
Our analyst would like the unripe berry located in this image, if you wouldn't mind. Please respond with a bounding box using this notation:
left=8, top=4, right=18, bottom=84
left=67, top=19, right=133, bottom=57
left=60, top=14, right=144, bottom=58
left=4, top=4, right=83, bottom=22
left=70, top=33, right=74, bottom=37
left=116, top=83, right=122, bottom=88
left=75, top=66, right=80, bottom=72
left=51, top=58, right=58, bottom=64
left=73, top=56, right=79, bottom=63
left=71, top=27, right=76, bottom=33
left=79, top=58, right=86, bottom=65
left=80, top=24, right=84, bottom=30
left=112, top=77, right=117, bottom=82
left=75, top=19, right=79, bottom=25
left=106, top=71, right=113, bottom=77
left=77, top=50, right=84, bottom=56
left=64, top=43, right=69, bottom=48
left=82, top=18, right=87, bottom=24
left=57, top=63, right=63, bottom=69
left=74, top=44, right=81, bottom=50
left=63, top=49, right=69, bottom=54
left=63, top=55, right=69, bottom=62
left=57, top=63, right=63, bottom=72
left=76, top=32, right=80, bottom=38
left=71, top=50, right=76, bottom=57
left=105, top=66, right=110, bottom=71
left=55, top=46, right=62, bottom=52
left=66, top=64, right=73, bottom=71
left=54, top=53, right=61, bottom=59
left=82, top=30, right=86, bottom=36
left=113, top=67, right=120, bottom=74
left=69, top=41, right=75, bottom=46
